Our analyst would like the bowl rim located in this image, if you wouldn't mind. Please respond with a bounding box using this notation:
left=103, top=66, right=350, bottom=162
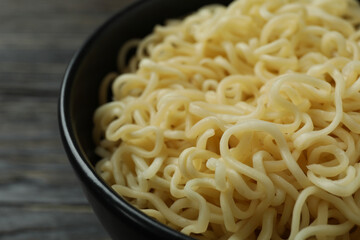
left=58, top=0, right=195, bottom=239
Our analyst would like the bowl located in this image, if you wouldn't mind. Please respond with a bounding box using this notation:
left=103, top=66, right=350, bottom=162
left=58, top=0, right=232, bottom=239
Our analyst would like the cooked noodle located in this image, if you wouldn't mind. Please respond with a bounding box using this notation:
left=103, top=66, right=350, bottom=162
left=93, top=0, right=360, bottom=239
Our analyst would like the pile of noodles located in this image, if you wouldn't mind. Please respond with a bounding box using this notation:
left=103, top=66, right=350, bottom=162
left=93, top=0, right=360, bottom=239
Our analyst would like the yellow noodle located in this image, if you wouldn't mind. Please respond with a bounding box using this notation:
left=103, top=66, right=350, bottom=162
left=94, top=0, right=360, bottom=239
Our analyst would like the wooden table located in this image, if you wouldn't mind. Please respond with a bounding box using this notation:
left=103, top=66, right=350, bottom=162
left=0, top=1, right=134, bottom=239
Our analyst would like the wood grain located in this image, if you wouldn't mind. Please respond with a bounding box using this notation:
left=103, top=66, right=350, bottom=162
left=0, top=0, right=134, bottom=239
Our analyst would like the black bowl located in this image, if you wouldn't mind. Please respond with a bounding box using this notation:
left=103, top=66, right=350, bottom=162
left=59, top=0, right=232, bottom=239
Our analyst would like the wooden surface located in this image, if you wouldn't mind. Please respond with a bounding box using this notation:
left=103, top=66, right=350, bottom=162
left=0, top=1, right=134, bottom=239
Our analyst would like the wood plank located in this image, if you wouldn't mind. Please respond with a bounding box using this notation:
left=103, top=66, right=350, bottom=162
left=0, top=205, right=110, bottom=240
left=0, top=0, right=135, bottom=238
left=0, top=49, right=74, bottom=63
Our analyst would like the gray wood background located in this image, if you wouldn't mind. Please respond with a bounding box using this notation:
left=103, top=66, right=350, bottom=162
left=0, top=0, right=134, bottom=239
